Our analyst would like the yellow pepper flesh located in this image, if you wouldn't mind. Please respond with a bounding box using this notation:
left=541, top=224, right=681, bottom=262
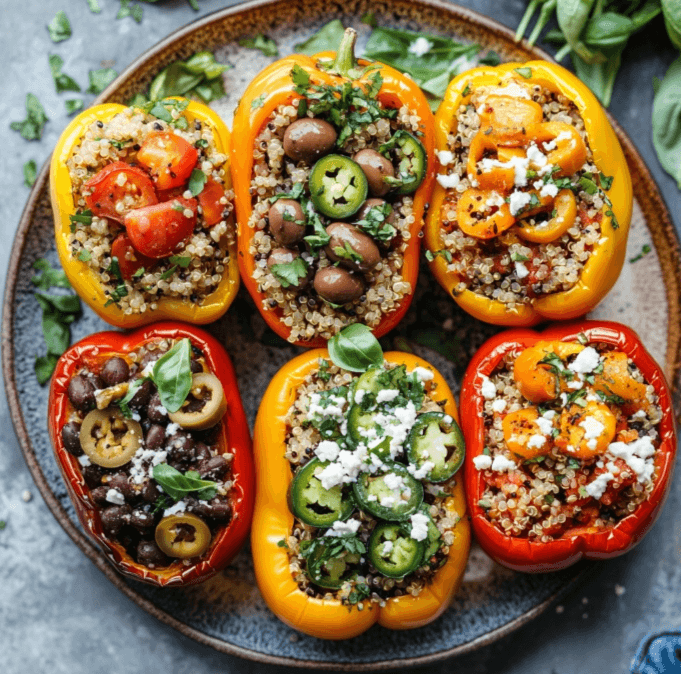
left=252, top=349, right=470, bottom=640
left=425, top=61, right=633, bottom=326
left=50, top=101, right=240, bottom=328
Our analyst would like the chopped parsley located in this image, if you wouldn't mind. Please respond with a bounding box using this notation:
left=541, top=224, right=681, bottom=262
left=47, top=11, right=71, bottom=43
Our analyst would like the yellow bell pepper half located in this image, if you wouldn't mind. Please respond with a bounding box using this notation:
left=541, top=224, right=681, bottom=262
left=425, top=61, right=633, bottom=326
left=252, top=349, right=471, bottom=640
left=50, top=100, right=239, bottom=328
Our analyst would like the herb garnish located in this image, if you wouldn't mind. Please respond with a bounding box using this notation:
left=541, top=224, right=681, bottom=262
left=354, top=201, right=396, bottom=242
left=65, top=99, right=84, bottom=116
left=69, top=209, right=93, bottom=232
left=23, top=160, right=37, bottom=188
left=49, top=54, right=80, bottom=94
left=152, top=464, right=218, bottom=501
left=328, top=324, right=383, bottom=373
left=270, top=257, right=309, bottom=288
left=425, top=249, right=453, bottom=263
left=187, top=168, right=207, bottom=196
left=47, top=10, right=71, bottom=43
left=239, top=33, right=279, bottom=57
left=629, top=244, right=652, bottom=263
left=317, top=358, right=331, bottom=382
left=87, top=68, right=118, bottom=95
left=11, top=94, right=49, bottom=141
left=151, top=338, right=193, bottom=413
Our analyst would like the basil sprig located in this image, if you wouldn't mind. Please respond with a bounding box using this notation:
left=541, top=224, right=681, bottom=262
left=152, top=338, right=193, bottom=413
left=152, top=464, right=218, bottom=501
left=328, top=324, right=383, bottom=373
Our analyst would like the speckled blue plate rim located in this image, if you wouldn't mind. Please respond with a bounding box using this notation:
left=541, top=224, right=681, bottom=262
left=3, top=0, right=680, bottom=670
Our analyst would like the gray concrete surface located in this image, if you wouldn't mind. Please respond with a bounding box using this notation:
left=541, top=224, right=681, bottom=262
left=0, top=1, right=679, bottom=672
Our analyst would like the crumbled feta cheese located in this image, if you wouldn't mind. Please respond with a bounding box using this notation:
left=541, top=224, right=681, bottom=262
left=473, top=455, right=493, bottom=470
left=479, top=155, right=530, bottom=186
left=540, top=182, right=559, bottom=199
left=381, top=540, right=394, bottom=555
left=535, top=416, right=553, bottom=435
left=515, top=261, right=530, bottom=279
left=543, top=139, right=557, bottom=151
left=408, top=461, right=434, bottom=480
left=567, top=379, right=584, bottom=390
left=509, top=191, right=532, bottom=216
left=165, top=422, right=181, bottom=436
left=543, top=410, right=557, bottom=420
left=527, top=434, right=546, bottom=449
left=105, top=488, right=125, bottom=506
left=163, top=500, right=187, bottom=516
left=384, top=473, right=405, bottom=491
left=409, top=512, right=430, bottom=541
left=354, top=389, right=366, bottom=404
left=480, top=376, right=497, bottom=399
left=412, top=367, right=434, bottom=382
left=485, top=191, right=506, bottom=208
left=526, top=143, right=549, bottom=171
left=376, top=389, right=399, bottom=404
left=584, top=471, right=614, bottom=499
left=492, top=398, right=507, bottom=413
left=568, top=347, right=601, bottom=374
left=326, top=518, right=361, bottom=537
left=437, top=150, right=454, bottom=166
left=437, top=173, right=460, bottom=189
left=408, top=37, right=433, bottom=57
left=78, top=455, right=91, bottom=467
left=579, top=416, right=605, bottom=442
left=491, top=455, right=517, bottom=472
left=490, top=83, right=531, bottom=99
left=607, top=436, right=656, bottom=484
left=315, top=440, right=341, bottom=462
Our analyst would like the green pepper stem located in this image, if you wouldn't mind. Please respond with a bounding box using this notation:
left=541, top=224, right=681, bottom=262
left=330, top=28, right=359, bottom=77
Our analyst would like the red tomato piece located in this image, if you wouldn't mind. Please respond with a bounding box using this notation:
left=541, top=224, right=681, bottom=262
left=198, top=177, right=227, bottom=226
left=111, top=232, right=156, bottom=280
left=83, top=161, right=157, bottom=223
left=124, top=197, right=197, bottom=259
left=137, top=132, right=198, bottom=190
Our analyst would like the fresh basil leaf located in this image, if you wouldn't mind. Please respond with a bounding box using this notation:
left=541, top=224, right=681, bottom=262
left=239, top=33, right=279, bottom=57
left=328, top=324, right=383, bottom=373
left=35, top=354, right=59, bottom=385
left=295, top=20, right=345, bottom=55
left=118, top=377, right=147, bottom=417
left=49, top=54, right=81, bottom=94
left=187, top=168, right=207, bottom=196
left=556, top=0, right=598, bottom=63
left=31, top=259, right=71, bottom=290
left=663, top=0, right=681, bottom=47
left=23, top=160, right=37, bottom=188
left=151, top=338, right=192, bottom=413
left=361, top=11, right=378, bottom=27
left=10, top=94, right=48, bottom=141
left=150, top=62, right=203, bottom=100
left=87, top=0, right=102, bottom=13
left=652, top=56, right=681, bottom=188
left=270, top=257, right=309, bottom=288
left=152, top=463, right=218, bottom=501
left=571, top=43, right=624, bottom=107
left=65, top=98, right=84, bottom=116
left=87, top=68, right=118, bottom=95
left=184, top=51, right=229, bottom=79
left=47, top=10, right=71, bottom=43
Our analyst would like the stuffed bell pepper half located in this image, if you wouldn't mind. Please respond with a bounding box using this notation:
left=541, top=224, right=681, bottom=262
left=425, top=61, right=632, bottom=326
left=252, top=325, right=470, bottom=639
left=460, top=321, right=676, bottom=572
left=50, top=97, right=239, bottom=328
left=232, top=28, right=435, bottom=347
left=48, top=322, right=254, bottom=586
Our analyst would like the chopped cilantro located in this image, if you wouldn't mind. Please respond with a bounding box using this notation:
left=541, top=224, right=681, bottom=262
left=270, top=257, right=309, bottom=288
left=425, top=249, right=453, bottom=263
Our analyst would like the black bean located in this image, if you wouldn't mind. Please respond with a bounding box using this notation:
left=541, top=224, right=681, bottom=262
left=90, top=486, right=110, bottom=506
left=138, top=480, right=159, bottom=503
left=129, top=378, right=153, bottom=410
left=61, top=422, right=83, bottom=456
left=146, top=392, right=168, bottom=423
left=190, top=359, right=204, bottom=374
left=191, top=497, right=231, bottom=522
left=145, top=424, right=166, bottom=450
left=67, top=375, right=96, bottom=411
left=107, top=473, right=134, bottom=500
left=197, top=455, right=228, bottom=481
left=194, top=423, right=221, bottom=445
left=193, top=442, right=212, bottom=463
left=136, top=540, right=169, bottom=567
left=82, top=465, right=104, bottom=489
left=100, top=505, right=131, bottom=536
left=130, top=508, right=156, bottom=531
left=100, top=357, right=130, bottom=387
left=167, top=431, right=195, bottom=462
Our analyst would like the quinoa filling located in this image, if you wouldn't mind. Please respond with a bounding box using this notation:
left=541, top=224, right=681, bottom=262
left=473, top=338, right=662, bottom=541
left=67, top=100, right=235, bottom=316
left=435, top=78, right=615, bottom=309
left=60, top=337, right=233, bottom=569
left=282, top=359, right=463, bottom=607
left=247, top=63, right=427, bottom=344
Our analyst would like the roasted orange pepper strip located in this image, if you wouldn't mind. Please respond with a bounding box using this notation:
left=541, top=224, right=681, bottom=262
left=517, top=189, right=577, bottom=243
left=478, top=94, right=543, bottom=146
left=50, top=100, right=239, bottom=328
left=456, top=188, right=514, bottom=239
left=426, top=61, right=632, bottom=326
left=251, top=350, right=470, bottom=639
left=231, top=30, right=435, bottom=347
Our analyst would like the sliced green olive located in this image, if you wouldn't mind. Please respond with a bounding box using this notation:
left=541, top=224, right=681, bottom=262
left=154, top=513, right=211, bottom=559
left=168, top=373, right=226, bottom=431
left=79, top=409, right=142, bottom=468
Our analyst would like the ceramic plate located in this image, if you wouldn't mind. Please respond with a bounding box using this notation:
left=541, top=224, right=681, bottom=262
left=4, top=0, right=681, bottom=669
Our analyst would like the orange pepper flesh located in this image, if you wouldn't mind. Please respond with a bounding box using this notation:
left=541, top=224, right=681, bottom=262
left=50, top=101, right=240, bottom=328
left=251, top=350, right=470, bottom=639
left=478, top=95, right=543, bottom=146
left=425, top=61, right=633, bottom=327
left=231, top=36, right=435, bottom=348
left=456, top=188, right=515, bottom=239
left=517, top=189, right=577, bottom=243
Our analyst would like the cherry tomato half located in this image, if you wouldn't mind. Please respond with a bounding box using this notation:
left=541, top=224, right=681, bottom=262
left=83, top=161, right=158, bottom=223
left=111, top=232, right=156, bottom=280
left=124, top=197, right=197, bottom=259
left=198, top=177, right=227, bottom=227
left=137, top=132, right=198, bottom=190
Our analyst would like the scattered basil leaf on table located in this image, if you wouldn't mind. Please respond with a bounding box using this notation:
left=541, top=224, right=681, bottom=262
left=295, top=19, right=346, bottom=55
left=87, top=68, right=118, bottom=95
left=23, top=160, right=37, bottom=188
left=151, top=337, right=193, bottom=413
left=47, top=10, right=71, bottom=43
left=32, top=259, right=71, bottom=290
left=239, top=33, right=279, bottom=57
left=328, top=324, right=384, bottom=373
left=361, top=12, right=378, bottom=28
left=117, top=0, right=144, bottom=23
left=49, top=54, right=81, bottom=94
left=87, top=0, right=102, bottom=13
left=152, top=464, right=218, bottom=502
left=65, top=99, right=84, bottom=115
left=652, top=56, right=681, bottom=188
left=10, top=94, right=48, bottom=141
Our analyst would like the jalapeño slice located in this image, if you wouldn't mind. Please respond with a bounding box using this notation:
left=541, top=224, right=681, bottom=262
left=289, top=458, right=354, bottom=527
left=379, top=131, right=427, bottom=195
left=368, top=522, right=424, bottom=578
left=305, top=537, right=361, bottom=589
left=347, top=404, right=391, bottom=459
left=353, top=461, right=423, bottom=521
left=413, top=505, right=442, bottom=564
left=309, top=154, right=368, bottom=219
left=407, top=412, right=465, bottom=482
